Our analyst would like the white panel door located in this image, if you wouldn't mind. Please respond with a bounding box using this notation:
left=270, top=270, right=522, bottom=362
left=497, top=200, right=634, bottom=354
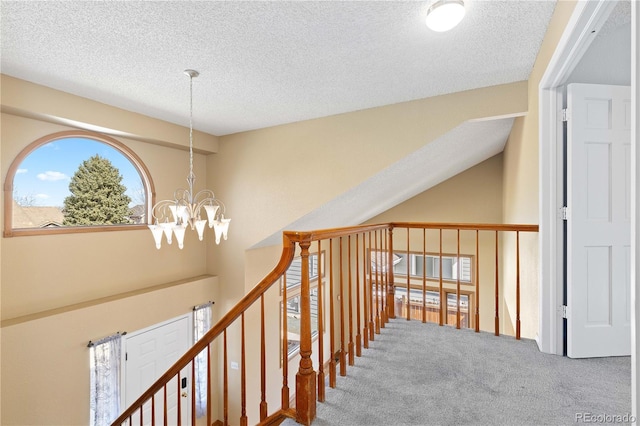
left=567, top=83, right=631, bottom=358
left=124, top=315, right=192, bottom=425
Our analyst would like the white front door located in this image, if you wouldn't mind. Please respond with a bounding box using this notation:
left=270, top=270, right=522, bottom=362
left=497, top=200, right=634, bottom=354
left=567, top=83, right=631, bottom=358
left=123, top=315, right=192, bottom=424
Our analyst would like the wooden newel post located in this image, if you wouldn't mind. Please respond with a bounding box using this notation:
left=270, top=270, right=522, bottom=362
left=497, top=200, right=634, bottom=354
left=387, top=226, right=396, bottom=319
left=296, top=240, right=317, bottom=425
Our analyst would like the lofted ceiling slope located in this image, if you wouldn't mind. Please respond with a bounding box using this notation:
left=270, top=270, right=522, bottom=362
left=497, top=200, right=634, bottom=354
left=253, top=117, right=515, bottom=248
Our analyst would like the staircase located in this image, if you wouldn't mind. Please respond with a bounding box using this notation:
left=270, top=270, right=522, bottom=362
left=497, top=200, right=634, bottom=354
left=112, top=222, right=539, bottom=426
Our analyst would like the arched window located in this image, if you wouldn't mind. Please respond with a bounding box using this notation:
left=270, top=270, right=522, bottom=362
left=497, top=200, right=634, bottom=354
left=4, top=131, right=154, bottom=237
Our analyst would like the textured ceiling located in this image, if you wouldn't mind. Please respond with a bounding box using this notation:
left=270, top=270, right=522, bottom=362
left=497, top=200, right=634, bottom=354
left=2, top=1, right=632, bottom=243
left=1, top=0, right=558, bottom=136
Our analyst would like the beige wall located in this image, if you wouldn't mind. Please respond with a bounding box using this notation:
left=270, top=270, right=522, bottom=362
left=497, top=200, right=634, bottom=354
left=1, top=75, right=218, bottom=153
left=365, top=154, right=512, bottom=334
left=501, top=1, right=578, bottom=339
left=2, top=113, right=214, bottom=319
left=209, top=82, right=528, bottom=316
left=1, top=76, right=221, bottom=425
left=2, top=276, right=218, bottom=425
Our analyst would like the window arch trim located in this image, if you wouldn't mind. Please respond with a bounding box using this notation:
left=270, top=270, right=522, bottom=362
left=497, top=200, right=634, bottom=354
left=4, top=130, right=156, bottom=237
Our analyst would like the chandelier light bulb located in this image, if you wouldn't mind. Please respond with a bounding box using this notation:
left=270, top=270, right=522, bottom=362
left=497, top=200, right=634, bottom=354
left=426, top=0, right=466, bottom=32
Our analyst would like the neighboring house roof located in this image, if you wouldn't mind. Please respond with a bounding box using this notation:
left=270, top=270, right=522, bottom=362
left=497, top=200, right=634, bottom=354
left=12, top=201, right=64, bottom=228
left=127, top=204, right=146, bottom=225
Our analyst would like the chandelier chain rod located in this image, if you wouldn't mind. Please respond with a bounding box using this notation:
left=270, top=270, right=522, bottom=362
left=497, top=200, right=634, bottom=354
left=148, top=68, right=230, bottom=249
left=189, top=72, right=194, bottom=187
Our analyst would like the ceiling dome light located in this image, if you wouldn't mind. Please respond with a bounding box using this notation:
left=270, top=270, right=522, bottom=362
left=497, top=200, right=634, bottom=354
left=426, top=0, right=466, bottom=32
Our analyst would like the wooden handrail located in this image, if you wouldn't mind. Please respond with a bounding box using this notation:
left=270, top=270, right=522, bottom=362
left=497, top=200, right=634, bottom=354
left=111, top=233, right=297, bottom=425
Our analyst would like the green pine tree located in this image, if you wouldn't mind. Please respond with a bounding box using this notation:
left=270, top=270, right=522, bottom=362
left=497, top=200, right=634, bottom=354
left=63, top=155, right=132, bottom=225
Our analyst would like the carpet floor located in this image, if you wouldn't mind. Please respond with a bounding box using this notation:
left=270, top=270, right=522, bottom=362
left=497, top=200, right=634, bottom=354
left=283, top=318, right=631, bottom=426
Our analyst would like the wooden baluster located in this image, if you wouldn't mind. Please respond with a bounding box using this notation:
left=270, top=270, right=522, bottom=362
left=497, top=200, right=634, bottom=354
left=339, top=237, right=347, bottom=376
left=348, top=235, right=355, bottom=366
left=374, top=230, right=381, bottom=334
left=368, top=232, right=375, bottom=341
left=207, top=343, right=212, bottom=426
left=191, top=358, right=196, bottom=426
left=406, top=227, right=411, bottom=321
left=422, top=228, right=427, bottom=323
left=151, top=394, right=155, bottom=426
left=176, top=371, right=182, bottom=426
left=379, top=230, right=386, bottom=327
left=139, top=405, right=143, bottom=426
left=516, top=231, right=521, bottom=340
left=362, top=233, right=370, bottom=349
left=260, top=295, right=267, bottom=421
left=355, top=234, right=362, bottom=357
left=163, top=384, right=168, bottom=426
left=282, top=271, right=290, bottom=408
left=380, top=231, right=393, bottom=328
left=456, top=228, right=461, bottom=329
left=240, top=313, right=247, bottom=426
left=475, top=230, right=480, bottom=333
left=387, top=226, right=396, bottom=319
left=367, top=232, right=376, bottom=341
left=329, top=239, right=337, bottom=388
left=439, top=228, right=444, bottom=326
left=223, top=330, right=228, bottom=426
left=295, top=240, right=317, bottom=425
left=495, top=230, right=500, bottom=336
left=380, top=230, right=386, bottom=324
left=316, top=240, right=326, bottom=402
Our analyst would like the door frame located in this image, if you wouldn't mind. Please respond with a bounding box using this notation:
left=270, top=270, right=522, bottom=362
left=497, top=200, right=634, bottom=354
left=538, top=0, right=622, bottom=356
left=538, top=0, right=638, bottom=416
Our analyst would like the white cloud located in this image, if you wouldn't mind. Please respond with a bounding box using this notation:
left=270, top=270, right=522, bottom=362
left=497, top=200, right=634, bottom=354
left=16, top=168, right=28, bottom=174
left=43, top=142, right=59, bottom=150
left=37, top=171, right=68, bottom=181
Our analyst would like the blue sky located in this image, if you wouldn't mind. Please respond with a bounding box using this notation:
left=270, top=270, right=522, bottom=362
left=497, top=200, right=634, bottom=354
left=13, top=137, right=143, bottom=207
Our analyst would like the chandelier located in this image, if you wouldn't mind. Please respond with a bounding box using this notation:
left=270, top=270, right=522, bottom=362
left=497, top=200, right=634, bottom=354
left=148, top=69, right=230, bottom=249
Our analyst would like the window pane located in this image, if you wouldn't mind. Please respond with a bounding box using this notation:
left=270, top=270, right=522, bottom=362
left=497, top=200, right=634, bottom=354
left=414, top=255, right=425, bottom=277
left=392, top=253, right=409, bottom=275
left=429, top=257, right=440, bottom=278
left=461, top=257, right=472, bottom=281
left=285, top=288, right=319, bottom=356
left=13, top=137, right=145, bottom=228
left=285, top=253, right=320, bottom=289
left=446, top=293, right=470, bottom=328
left=442, top=258, right=453, bottom=280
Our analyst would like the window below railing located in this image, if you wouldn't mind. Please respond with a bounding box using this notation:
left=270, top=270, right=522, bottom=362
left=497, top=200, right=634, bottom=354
left=394, top=286, right=473, bottom=329
left=282, top=251, right=325, bottom=358
left=370, top=250, right=473, bottom=283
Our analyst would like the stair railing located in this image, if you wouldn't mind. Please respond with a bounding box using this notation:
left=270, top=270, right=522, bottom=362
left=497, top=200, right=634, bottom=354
left=112, top=222, right=537, bottom=426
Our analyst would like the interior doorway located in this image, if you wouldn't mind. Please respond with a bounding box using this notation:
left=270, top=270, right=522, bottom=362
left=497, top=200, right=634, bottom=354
left=538, top=0, right=631, bottom=357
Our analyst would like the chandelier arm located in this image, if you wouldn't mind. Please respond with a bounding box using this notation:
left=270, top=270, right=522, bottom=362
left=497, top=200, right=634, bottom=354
left=151, top=199, right=182, bottom=223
